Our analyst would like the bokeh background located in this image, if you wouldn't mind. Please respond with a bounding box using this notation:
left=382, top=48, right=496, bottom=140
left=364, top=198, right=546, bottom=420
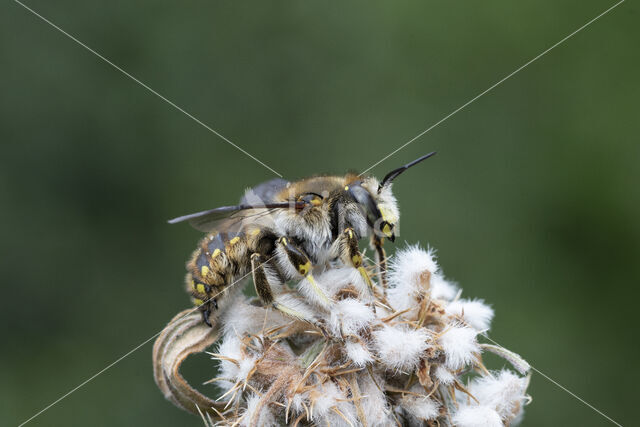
left=1, top=1, right=638, bottom=425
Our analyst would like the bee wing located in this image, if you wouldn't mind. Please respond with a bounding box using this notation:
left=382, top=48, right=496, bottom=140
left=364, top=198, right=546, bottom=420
left=168, top=202, right=302, bottom=233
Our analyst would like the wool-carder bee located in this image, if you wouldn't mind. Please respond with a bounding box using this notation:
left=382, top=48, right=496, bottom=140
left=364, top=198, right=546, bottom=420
left=169, top=153, right=436, bottom=331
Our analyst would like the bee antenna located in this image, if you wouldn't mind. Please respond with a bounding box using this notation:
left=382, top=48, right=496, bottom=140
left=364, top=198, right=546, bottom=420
left=377, top=152, right=437, bottom=193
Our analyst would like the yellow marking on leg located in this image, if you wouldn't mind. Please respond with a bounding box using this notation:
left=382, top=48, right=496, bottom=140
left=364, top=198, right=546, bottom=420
left=212, top=248, right=221, bottom=258
left=298, top=261, right=311, bottom=275
left=351, top=254, right=362, bottom=267
left=358, top=266, right=374, bottom=291
left=306, top=274, right=331, bottom=306
left=280, top=237, right=288, bottom=246
left=229, top=236, right=240, bottom=245
left=201, top=265, right=210, bottom=277
left=272, top=302, right=308, bottom=321
left=196, top=283, right=206, bottom=294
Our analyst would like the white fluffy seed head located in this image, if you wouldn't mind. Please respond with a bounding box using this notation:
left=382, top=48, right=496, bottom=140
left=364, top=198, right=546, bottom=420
left=439, top=324, right=480, bottom=370
left=469, top=370, right=529, bottom=420
left=358, top=372, right=392, bottom=425
left=344, top=340, right=374, bottom=366
left=309, top=381, right=357, bottom=425
left=328, top=298, right=375, bottom=336
left=446, top=299, right=494, bottom=331
left=373, top=325, right=431, bottom=371
left=215, top=336, right=243, bottom=388
left=399, top=393, right=440, bottom=421
left=221, top=296, right=289, bottom=338
left=430, top=273, right=459, bottom=301
left=434, top=365, right=456, bottom=386
left=235, top=356, right=257, bottom=384
left=387, top=244, right=439, bottom=311
left=240, top=394, right=278, bottom=427
left=315, top=267, right=369, bottom=299
left=452, top=405, right=503, bottom=427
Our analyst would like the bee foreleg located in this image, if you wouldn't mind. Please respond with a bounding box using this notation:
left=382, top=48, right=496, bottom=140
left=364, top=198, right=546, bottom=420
left=341, top=228, right=375, bottom=292
left=371, top=234, right=388, bottom=293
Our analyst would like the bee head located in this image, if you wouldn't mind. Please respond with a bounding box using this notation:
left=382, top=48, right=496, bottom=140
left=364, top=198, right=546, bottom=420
left=344, top=180, right=397, bottom=241
left=348, top=152, right=437, bottom=241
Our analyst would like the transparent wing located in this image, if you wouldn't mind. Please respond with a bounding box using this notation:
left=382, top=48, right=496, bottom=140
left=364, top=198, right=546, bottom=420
left=167, top=202, right=303, bottom=233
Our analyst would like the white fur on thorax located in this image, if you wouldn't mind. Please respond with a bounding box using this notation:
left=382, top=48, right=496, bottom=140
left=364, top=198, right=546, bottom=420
left=273, top=208, right=333, bottom=263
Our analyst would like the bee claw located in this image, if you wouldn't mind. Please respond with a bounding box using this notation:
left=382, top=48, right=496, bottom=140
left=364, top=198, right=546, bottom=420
left=202, top=308, right=213, bottom=327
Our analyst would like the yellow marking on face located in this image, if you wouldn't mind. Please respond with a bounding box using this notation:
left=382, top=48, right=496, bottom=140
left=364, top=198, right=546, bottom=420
left=211, top=249, right=221, bottom=258
left=311, top=197, right=322, bottom=206
left=193, top=298, right=204, bottom=306
left=201, top=265, right=210, bottom=277
left=229, top=236, right=240, bottom=245
left=344, top=186, right=349, bottom=191
left=298, top=261, right=311, bottom=275
left=382, top=223, right=393, bottom=237
left=351, top=254, right=362, bottom=267
left=196, top=283, right=206, bottom=294
left=378, top=205, right=398, bottom=224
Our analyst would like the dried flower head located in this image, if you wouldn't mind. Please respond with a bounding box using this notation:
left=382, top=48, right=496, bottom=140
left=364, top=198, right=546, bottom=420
left=153, top=243, right=531, bottom=426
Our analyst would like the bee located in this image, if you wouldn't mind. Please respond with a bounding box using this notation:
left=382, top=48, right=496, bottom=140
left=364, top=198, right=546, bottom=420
left=169, top=153, right=436, bottom=330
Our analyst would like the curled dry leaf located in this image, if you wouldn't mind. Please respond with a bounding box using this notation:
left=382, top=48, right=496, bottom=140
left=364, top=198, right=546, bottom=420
left=152, top=309, right=225, bottom=418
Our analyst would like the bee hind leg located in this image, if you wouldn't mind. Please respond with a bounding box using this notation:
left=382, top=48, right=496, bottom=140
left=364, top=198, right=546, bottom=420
left=251, top=253, right=329, bottom=338
left=188, top=278, right=219, bottom=328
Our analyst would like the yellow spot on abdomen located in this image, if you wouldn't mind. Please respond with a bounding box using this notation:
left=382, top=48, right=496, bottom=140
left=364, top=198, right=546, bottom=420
left=196, top=283, right=206, bottom=294
left=211, top=249, right=221, bottom=258
left=193, top=298, right=204, bottom=306
left=229, top=236, right=240, bottom=245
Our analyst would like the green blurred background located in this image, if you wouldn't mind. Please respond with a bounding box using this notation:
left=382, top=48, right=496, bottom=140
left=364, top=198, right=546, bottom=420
left=1, top=1, right=638, bottom=425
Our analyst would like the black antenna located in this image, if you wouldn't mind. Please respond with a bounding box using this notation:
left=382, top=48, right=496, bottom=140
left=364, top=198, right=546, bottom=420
left=377, top=152, right=437, bottom=193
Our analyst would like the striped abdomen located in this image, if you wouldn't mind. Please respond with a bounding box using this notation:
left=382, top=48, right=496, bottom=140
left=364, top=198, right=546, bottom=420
left=185, top=231, right=251, bottom=306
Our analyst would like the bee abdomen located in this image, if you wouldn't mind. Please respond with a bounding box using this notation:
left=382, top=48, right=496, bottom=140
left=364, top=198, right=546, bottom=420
left=186, top=231, right=251, bottom=304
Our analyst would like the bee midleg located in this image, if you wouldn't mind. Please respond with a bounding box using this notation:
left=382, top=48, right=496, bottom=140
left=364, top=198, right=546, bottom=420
left=340, top=228, right=374, bottom=291
left=370, top=234, right=388, bottom=292
left=251, top=252, right=328, bottom=337
left=275, top=236, right=332, bottom=308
